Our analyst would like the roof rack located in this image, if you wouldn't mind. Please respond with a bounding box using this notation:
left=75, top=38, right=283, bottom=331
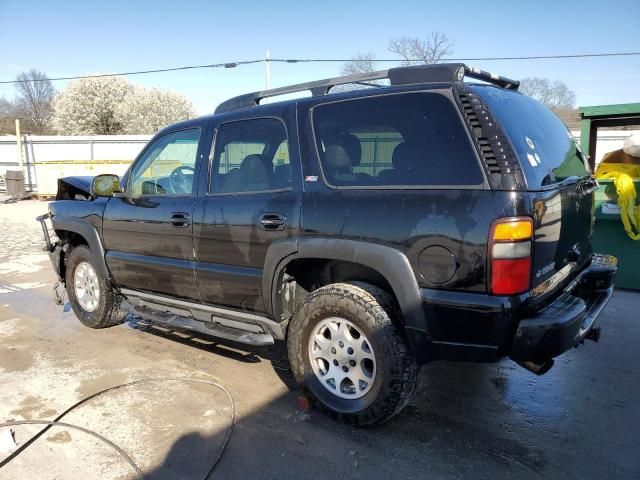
left=214, top=63, right=520, bottom=114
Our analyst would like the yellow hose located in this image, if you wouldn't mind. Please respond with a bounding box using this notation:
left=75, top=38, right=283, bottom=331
left=598, top=171, right=640, bottom=240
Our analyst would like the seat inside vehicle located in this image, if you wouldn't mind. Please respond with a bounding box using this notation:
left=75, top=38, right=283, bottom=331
left=378, top=142, right=418, bottom=184
left=324, top=144, right=359, bottom=183
left=218, top=154, right=272, bottom=192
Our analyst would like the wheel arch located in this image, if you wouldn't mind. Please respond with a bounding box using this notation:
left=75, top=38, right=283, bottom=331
left=264, top=238, right=429, bottom=340
left=52, top=216, right=111, bottom=284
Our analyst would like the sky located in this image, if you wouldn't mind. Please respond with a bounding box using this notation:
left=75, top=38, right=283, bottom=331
left=1, top=0, right=639, bottom=115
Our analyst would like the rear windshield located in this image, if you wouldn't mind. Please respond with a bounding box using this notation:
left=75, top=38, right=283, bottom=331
left=312, top=92, right=483, bottom=187
left=471, top=85, right=589, bottom=188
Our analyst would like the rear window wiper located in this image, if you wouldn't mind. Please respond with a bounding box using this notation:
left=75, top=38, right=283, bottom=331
left=558, top=175, right=598, bottom=194
left=559, top=175, right=581, bottom=186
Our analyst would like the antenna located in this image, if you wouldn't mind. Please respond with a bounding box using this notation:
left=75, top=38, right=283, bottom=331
left=265, top=49, right=271, bottom=90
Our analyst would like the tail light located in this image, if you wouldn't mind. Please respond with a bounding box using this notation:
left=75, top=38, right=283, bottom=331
left=489, top=217, right=533, bottom=295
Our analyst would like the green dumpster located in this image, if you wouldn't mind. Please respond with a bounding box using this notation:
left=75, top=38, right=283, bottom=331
left=579, top=102, right=640, bottom=290
left=592, top=178, right=640, bottom=289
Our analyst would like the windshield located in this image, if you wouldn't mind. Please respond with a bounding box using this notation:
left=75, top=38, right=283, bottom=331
left=471, top=85, right=589, bottom=188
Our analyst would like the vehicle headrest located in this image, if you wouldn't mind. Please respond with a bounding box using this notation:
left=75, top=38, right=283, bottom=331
left=324, top=145, right=352, bottom=171
left=324, top=133, right=362, bottom=166
left=337, top=133, right=362, bottom=166
left=240, top=154, right=269, bottom=183
left=392, top=142, right=420, bottom=170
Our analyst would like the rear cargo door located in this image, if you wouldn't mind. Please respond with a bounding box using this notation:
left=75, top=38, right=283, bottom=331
left=529, top=179, right=594, bottom=288
left=472, top=86, right=595, bottom=290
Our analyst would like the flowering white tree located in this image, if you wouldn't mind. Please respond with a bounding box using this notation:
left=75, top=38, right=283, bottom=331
left=116, top=86, right=196, bottom=134
left=51, top=76, right=133, bottom=134
left=52, top=76, right=196, bottom=135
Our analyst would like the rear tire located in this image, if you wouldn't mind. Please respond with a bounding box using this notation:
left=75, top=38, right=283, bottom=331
left=65, top=245, right=127, bottom=329
left=287, top=282, right=417, bottom=425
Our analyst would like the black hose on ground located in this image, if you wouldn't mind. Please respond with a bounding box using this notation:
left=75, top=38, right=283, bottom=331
left=0, top=377, right=236, bottom=479
left=0, top=420, right=145, bottom=479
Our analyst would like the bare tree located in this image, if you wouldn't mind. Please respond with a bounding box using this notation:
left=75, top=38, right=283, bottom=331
left=334, top=53, right=384, bottom=92
left=340, top=32, right=454, bottom=84
left=519, top=77, right=576, bottom=109
left=14, top=69, right=55, bottom=133
left=388, top=32, right=453, bottom=66
left=340, top=53, right=379, bottom=76
left=0, top=96, right=18, bottom=134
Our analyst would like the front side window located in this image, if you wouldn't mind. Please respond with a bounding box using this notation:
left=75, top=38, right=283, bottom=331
left=211, top=118, right=291, bottom=193
left=312, top=92, right=483, bottom=187
left=129, top=128, right=200, bottom=195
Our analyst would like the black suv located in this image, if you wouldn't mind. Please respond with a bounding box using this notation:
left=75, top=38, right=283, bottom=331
left=38, top=64, right=616, bottom=424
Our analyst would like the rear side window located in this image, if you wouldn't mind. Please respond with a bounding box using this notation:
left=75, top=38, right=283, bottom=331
left=472, top=86, right=589, bottom=188
left=312, top=92, right=483, bottom=187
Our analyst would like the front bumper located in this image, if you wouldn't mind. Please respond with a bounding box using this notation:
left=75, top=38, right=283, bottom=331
left=510, top=254, right=617, bottom=363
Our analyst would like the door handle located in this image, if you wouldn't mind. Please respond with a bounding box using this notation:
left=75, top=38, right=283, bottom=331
left=170, top=212, right=191, bottom=227
left=259, top=213, right=287, bottom=231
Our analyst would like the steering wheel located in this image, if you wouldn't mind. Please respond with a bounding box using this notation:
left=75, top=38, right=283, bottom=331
left=169, top=165, right=195, bottom=194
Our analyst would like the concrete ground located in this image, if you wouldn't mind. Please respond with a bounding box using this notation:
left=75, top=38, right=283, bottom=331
left=0, top=200, right=639, bottom=480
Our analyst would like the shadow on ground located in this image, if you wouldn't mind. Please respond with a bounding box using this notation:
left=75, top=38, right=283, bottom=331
left=127, top=316, right=298, bottom=389
left=137, top=291, right=640, bottom=480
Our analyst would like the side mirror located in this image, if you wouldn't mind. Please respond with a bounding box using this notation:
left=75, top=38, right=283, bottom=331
left=91, top=174, right=121, bottom=197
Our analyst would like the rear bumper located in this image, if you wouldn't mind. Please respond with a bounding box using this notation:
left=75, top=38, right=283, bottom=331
left=510, top=254, right=617, bottom=363
left=412, top=254, right=617, bottom=364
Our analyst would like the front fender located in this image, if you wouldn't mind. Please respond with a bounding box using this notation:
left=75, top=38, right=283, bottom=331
left=49, top=199, right=111, bottom=283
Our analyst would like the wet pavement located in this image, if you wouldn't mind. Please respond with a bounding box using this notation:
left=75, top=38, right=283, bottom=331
left=1, top=200, right=639, bottom=479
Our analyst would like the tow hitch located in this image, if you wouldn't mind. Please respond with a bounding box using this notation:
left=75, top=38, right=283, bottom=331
left=585, top=326, right=601, bottom=343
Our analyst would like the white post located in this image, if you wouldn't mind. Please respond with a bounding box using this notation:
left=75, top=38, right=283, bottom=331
left=15, top=119, right=24, bottom=171
left=265, top=49, right=271, bottom=90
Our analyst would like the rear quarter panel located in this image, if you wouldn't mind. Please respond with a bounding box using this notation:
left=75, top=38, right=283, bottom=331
left=300, top=187, right=528, bottom=292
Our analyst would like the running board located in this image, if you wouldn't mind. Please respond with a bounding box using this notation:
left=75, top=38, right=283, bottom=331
left=130, top=305, right=275, bottom=346
left=120, top=288, right=281, bottom=345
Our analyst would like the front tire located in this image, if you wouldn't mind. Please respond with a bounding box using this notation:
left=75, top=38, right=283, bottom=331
left=287, top=282, right=417, bottom=425
left=65, top=245, right=127, bottom=329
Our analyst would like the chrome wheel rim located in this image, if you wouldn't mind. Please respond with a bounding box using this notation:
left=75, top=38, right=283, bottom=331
left=308, top=317, right=377, bottom=400
left=73, top=261, right=100, bottom=312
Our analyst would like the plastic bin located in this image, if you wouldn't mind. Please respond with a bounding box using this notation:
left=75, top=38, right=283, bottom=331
left=5, top=170, right=25, bottom=196
left=592, top=178, right=640, bottom=290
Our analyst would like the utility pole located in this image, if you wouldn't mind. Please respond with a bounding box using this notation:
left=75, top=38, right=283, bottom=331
left=265, top=49, right=271, bottom=90
left=15, top=119, right=24, bottom=171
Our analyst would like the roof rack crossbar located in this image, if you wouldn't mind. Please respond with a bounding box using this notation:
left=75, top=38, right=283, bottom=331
left=214, top=63, right=519, bottom=114
left=463, top=66, right=520, bottom=90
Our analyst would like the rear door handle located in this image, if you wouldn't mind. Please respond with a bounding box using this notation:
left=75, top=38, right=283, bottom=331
left=170, top=212, right=190, bottom=227
left=259, top=213, right=287, bottom=231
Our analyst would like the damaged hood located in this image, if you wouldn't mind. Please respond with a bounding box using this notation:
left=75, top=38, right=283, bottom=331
left=56, top=176, right=94, bottom=200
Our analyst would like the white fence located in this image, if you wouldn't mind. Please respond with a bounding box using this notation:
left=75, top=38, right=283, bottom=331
left=1, top=130, right=638, bottom=194
left=0, top=135, right=150, bottom=194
